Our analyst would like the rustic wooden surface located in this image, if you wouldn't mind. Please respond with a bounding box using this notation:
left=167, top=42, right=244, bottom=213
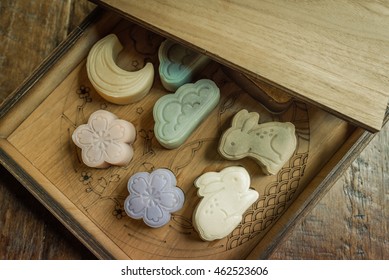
left=270, top=119, right=389, bottom=259
left=0, top=0, right=388, bottom=259
left=0, top=0, right=97, bottom=260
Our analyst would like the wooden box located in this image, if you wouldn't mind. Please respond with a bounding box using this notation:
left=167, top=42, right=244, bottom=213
left=1, top=2, right=388, bottom=259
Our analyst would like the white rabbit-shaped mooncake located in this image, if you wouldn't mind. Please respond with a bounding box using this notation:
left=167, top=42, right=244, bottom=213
left=193, top=166, right=259, bottom=241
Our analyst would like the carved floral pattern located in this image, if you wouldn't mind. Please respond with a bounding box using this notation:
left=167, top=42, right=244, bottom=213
left=72, top=110, right=135, bottom=168
left=79, top=171, right=92, bottom=185
left=124, top=169, right=185, bottom=228
left=61, top=25, right=311, bottom=258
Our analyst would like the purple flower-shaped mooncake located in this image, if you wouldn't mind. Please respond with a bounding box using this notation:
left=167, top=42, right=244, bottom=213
left=124, top=169, right=184, bottom=228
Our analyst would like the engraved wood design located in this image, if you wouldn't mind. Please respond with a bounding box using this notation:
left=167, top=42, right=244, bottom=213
left=1, top=12, right=377, bottom=259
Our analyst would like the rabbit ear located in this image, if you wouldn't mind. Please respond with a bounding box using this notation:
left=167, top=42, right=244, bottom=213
left=231, top=110, right=260, bottom=133
left=195, top=173, right=224, bottom=196
left=231, top=109, right=249, bottom=128
left=242, top=113, right=259, bottom=133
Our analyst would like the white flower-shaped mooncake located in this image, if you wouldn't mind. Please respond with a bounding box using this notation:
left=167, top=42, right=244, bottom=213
left=72, top=110, right=136, bottom=168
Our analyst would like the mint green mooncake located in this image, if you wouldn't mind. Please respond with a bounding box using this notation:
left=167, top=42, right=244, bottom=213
left=153, top=79, right=220, bottom=149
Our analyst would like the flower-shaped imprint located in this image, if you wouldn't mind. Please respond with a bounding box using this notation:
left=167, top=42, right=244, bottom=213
left=124, top=169, right=185, bottom=228
left=158, top=39, right=211, bottom=91
left=72, top=110, right=136, bottom=168
left=153, top=79, right=220, bottom=149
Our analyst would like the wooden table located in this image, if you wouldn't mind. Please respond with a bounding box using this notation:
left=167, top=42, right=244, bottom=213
left=1, top=0, right=388, bottom=259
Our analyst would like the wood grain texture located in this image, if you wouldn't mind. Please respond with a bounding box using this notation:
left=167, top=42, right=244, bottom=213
left=94, top=0, right=389, bottom=132
left=1, top=44, right=353, bottom=258
left=1, top=1, right=68, bottom=103
left=269, top=119, right=389, bottom=259
left=0, top=165, right=95, bottom=259
left=0, top=0, right=96, bottom=260
left=0, top=0, right=388, bottom=260
left=1, top=5, right=357, bottom=258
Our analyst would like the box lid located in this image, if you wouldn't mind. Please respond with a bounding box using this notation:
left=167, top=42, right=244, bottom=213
left=93, top=0, right=389, bottom=132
